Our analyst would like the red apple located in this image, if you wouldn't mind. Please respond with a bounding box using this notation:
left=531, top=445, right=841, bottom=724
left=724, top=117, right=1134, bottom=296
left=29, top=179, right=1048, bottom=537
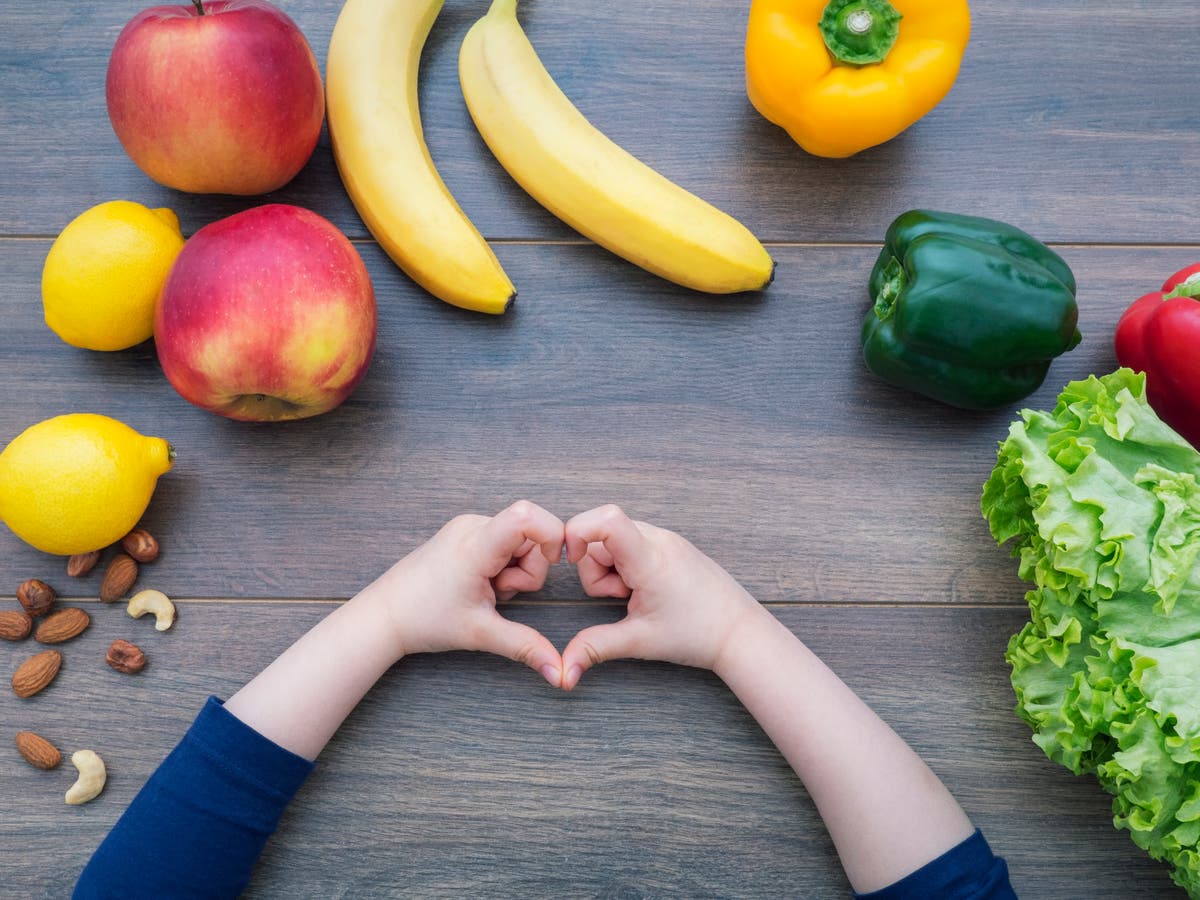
left=106, top=0, right=324, bottom=195
left=155, top=204, right=377, bottom=421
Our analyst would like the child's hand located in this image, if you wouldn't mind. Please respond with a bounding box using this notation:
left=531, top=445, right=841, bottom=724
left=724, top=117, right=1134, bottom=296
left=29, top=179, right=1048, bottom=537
left=560, top=505, right=765, bottom=690
left=364, top=500, right=565, bottom=686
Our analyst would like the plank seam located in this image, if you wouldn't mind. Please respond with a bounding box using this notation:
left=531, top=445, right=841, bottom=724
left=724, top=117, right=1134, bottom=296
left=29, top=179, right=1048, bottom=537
left=26, top=596, right=1033, bottom=611
left=2, top=234, right=1200, bottom=251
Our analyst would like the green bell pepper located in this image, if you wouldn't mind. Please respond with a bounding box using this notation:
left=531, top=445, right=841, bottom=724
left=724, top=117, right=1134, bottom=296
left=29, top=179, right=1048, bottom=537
left=861, top=210, right=1082, bottom=410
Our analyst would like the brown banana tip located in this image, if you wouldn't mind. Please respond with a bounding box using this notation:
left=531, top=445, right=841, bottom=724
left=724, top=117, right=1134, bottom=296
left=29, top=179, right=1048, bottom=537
left=764, top=259, right=777, bottom=289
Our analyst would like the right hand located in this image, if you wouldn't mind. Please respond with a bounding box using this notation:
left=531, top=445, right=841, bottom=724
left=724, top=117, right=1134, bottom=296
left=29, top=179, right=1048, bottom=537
left=560, top=504, right=765, bottom=690
left=365, top=500, right=566, bottom=686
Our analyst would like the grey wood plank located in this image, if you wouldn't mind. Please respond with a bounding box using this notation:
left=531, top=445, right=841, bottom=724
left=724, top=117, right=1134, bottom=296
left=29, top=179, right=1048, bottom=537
left=0, top=2, right=1196, bottom=244
left=0, top=601, right=1179, bottom=897
left=0, top=240, right=1191, bottom=602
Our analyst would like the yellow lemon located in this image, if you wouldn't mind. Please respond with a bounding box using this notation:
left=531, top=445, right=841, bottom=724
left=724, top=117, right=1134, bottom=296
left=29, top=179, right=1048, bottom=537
left=0, top=414, right=174, bottom=555
left=42, top=200, right=186, bottom=351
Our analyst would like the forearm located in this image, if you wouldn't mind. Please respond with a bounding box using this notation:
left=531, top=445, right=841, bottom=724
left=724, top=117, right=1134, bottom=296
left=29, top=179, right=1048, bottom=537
left=224, top=584, right=401, bottom=761
left=715, top=607, right=974, bottom=895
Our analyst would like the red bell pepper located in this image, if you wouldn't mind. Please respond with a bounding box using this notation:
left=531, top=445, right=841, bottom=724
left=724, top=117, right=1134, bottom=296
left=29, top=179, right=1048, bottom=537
left=1114, top=263, right=1200, bottom=447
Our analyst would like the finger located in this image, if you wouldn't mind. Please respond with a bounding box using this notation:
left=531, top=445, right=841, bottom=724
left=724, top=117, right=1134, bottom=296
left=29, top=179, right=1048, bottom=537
left=477, top=613, right=564, bottom=688
left=575, top=548, right=631, bottom=598
left=494, top=539, right=550, bottom=599
left=564, top=505, right=654, bottom=584
left=494, top=546, right=551, bottom=598
left=560, top=618, right=651, bottom=690
left=589, top=541, right=615, bottom=568
left=474, top=501, right=564, bottom=575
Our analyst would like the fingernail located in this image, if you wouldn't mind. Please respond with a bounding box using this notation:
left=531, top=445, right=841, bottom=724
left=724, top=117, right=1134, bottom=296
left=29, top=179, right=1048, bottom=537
left=566, top=665, right=582, bottom=689
left=540, top=664, right=561, bottom=687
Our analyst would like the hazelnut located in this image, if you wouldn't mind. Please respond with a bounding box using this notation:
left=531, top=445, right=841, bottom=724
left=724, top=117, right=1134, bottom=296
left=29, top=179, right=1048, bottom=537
left=16, top=579, right=56, bottom=617
left=121, top=529, right=159, bottom=564
left=106, top=639, right=146, bottom=674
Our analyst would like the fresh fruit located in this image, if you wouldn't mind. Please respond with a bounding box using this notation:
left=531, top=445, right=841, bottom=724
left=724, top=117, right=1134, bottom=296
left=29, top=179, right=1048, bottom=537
left=155, top=204, right=378, bottom=422
left=326, top=0, right=515, bottom=314
left=459, top=0, right=774, bottom=294
left=15, top=732, right=62, bottom=771
left=0, top=414, right=174, bottom=556
left=42, top=200, right=185, bottom=351
left=861, top=210, right=1080, bottom=409
left=744, top=0, right=971, bottom=158
left=11, top=649, right=62, bottom=698
left=1113, top=263, right=1200, bottom=449
left=106, top=0, right=324, bottom=195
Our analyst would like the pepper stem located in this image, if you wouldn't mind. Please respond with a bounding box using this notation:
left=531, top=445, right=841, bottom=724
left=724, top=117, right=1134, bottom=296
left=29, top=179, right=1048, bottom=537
left=1166, top=274, right=1200, bottom=301
left=820, top=0, right=902, bottom=66
left=191, top=0, right=205, bottom=14
left=873, top=257, right=907, bottom=320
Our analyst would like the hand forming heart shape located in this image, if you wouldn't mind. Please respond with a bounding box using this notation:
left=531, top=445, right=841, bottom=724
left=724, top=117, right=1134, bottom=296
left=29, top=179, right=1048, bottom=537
left=374, top=499, right=765, bottom=691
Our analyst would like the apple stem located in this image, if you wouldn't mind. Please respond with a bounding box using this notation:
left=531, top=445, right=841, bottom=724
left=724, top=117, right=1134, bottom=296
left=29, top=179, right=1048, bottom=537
left=191, top=0, right=205, bottom=14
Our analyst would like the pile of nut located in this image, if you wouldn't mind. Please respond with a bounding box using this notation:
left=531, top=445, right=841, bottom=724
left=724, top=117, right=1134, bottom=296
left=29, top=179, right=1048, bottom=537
left=3, top=527, right=177, bottom=805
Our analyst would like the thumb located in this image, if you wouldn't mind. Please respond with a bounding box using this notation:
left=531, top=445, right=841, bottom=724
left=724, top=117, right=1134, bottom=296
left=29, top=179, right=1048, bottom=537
left=477, top=613, right=564, bottom=688
left=561, top=617, right=651, bottom=691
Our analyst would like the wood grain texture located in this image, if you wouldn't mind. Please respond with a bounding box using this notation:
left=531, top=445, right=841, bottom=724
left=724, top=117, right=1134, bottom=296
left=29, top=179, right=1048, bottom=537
left=0, top=601, right=1180, bottom=898
left=2, top=0, right=1198, bottom=897
left=1, top=240, right=1189, bottom=603
left=0, top=2, right=1196, bottom=243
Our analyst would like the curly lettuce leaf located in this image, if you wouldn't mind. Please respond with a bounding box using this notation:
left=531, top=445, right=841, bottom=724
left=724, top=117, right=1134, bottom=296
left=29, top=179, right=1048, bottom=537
left=983, top=368, right=1200, bottom=897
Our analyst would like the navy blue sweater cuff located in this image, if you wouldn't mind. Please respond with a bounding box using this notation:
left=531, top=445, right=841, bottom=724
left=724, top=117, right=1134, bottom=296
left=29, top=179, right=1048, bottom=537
left=193, top=696, right=314, bottom=795
left=73, top=696, right=314, bottom=899
left=853, top=829, right=1016, bottom=900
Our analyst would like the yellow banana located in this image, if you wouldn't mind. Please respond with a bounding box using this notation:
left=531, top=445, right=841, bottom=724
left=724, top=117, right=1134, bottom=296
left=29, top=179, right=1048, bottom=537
left=459, top=0, right=774, bottom=294
left=327, top=0, right=515, bottom=314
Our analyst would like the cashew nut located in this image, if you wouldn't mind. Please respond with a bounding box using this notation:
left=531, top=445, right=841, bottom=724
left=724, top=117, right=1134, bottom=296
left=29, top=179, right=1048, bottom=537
left=65, top=749, right=106, bottom=805
left=126, top=589, right=175, bottom=632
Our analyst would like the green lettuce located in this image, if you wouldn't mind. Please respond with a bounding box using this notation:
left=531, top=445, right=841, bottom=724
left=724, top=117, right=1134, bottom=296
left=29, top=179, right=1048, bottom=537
left=982, top=368, right=1200, bottom=897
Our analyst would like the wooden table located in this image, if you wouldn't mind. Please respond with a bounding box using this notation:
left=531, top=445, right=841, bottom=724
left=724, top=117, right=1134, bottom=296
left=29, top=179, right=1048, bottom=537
left=1, top=2, right=1196, bottom=896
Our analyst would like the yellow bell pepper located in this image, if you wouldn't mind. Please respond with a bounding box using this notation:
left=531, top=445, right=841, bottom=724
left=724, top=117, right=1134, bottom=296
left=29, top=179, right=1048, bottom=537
left=745, top=0, right=971, bottom=158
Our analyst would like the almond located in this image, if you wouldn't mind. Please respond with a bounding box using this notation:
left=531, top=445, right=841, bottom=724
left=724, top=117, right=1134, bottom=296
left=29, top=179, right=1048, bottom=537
left=11, top=649, right=62, bottom=698
left=14, top=731, right=61, bottom=770
left=67, top=551, right=102, bottom=578
left=16, top=579, right=55, bottom=617
left=100, top=554, right=138, bottom=602
left=34, top=607, right=91, bottom=645
left=106, top=639, right=146, bottom=674
left=121, top=529, right=159, bottom=563
left=0, top=610, right=32, bottom=641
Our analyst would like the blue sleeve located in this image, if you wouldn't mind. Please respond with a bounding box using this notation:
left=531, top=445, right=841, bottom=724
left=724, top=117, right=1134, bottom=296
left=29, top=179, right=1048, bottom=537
left=853, top=829, right=1017, bottom=900
left=73, top=696, right=315, bottom=900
